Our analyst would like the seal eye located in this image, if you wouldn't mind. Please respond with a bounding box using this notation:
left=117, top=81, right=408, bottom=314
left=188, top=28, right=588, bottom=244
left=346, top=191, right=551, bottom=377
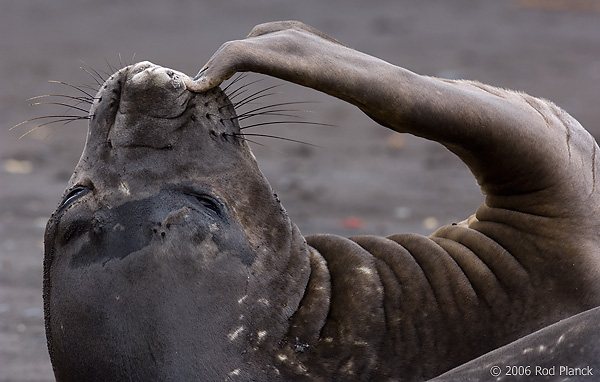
left=59, top=186, right=89, bottom=210
left=189, top=193, right=222, bottom=216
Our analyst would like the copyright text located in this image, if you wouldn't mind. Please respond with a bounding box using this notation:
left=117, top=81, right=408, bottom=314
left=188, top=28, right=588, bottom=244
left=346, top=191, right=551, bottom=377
left=490, top=365, right=593, bottom=378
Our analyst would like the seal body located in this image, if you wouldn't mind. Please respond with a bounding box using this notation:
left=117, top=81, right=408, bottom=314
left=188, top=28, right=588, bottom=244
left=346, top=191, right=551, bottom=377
left=44, top=22, right=600, bottom=382
left=431, top=306, right=600, bottom=381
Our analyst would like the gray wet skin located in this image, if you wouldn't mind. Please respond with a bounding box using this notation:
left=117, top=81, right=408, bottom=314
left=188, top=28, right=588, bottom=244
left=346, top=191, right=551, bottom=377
left=45, top=22, right=600, bottom=381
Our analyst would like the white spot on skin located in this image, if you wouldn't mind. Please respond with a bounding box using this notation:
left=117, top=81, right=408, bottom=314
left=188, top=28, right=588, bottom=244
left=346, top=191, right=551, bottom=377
left=296, top=363, right=308, bottom=374
left=557, top=334, right=565, bottom=344
left=228, top=369, right=240, bottom=377
left=257, top=330, right=267, bottom=342
left=227, top=326, right=245, bottom=341
left=209, top=223, right=218, bottom=233
left=258, top=298, right=270, bottom=306
left=341, top=359, right=355, bottom=375
left=277, top=354, right=288, bottom=362
left=538, top=345, right=547, bottom=352
left=357, top=266, right=373, bottom=275
left=119, top=181, right=130, bottom=196
left=237, top=295, right=247, bottom=304
left=523, top=347, right=533, bottom=354
left=323, top=337, right=333, bottom=343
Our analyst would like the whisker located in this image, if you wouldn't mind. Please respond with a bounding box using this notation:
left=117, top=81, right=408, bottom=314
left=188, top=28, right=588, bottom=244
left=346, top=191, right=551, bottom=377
left=43, top=116, right=92, bottom=140
left=78, top=83, right=101, bottom=93
left=234, top=91, right=283, bottom=110
left=222, top=73, right=249, bottom=94
left=229, top=134, right=265, bottom=147
left=238, top=111, right=303, bottom=121
left=11, top=115, right=88, bottom=130
left=240, top=120, right=335, bottom=130
left=48, top=80, right=95, bottom=99
left=15, top=116, right=89, bottom=139
left=226, top=78, right=265, bottom=100
left=105, top=58, right=119, bottom=74
left=28, top=101, right=90, bottom=114
left=97, top=68, right=112, bottom=80
left=235, top=101, right=316, bottom=120
left=28, top=94, right=94, bottom=105
left=79, top=62, right=104, bottom=86
left=234, top=84, right=284, bottom=109
left=231, top=134, right=293, bottom=155
left=232, top=132, right=322, bottom=149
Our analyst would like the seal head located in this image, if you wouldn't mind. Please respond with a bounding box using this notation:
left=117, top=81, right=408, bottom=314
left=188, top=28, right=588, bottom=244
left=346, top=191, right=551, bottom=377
left=43, top=61, right=310, bottom=381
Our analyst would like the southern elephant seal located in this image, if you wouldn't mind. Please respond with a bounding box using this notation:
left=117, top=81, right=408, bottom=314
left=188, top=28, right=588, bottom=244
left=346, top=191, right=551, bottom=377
left=430, top=305, right=600, bottom=381
left=43, top=22, right=600, bottom=381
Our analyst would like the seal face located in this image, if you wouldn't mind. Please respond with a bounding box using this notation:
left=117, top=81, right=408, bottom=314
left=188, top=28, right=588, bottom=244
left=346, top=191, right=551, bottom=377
left=43, top=61, right=311, bottom=381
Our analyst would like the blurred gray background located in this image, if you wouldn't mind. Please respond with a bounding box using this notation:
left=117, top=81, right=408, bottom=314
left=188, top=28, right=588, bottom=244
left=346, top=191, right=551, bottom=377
left=1, top=0, right=599, bottom=380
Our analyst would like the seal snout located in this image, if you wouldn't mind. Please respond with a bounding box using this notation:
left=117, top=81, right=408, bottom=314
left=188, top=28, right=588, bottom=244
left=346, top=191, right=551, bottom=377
left=93, top=61, right=243, bottom=151
left=128, top=61, right=187, bottom=93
